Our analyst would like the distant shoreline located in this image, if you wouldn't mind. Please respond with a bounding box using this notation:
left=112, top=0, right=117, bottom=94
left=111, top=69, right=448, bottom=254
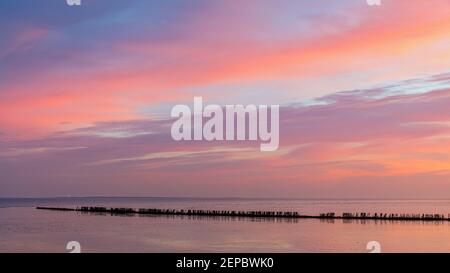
left=3, top=196, right=450, bottom=201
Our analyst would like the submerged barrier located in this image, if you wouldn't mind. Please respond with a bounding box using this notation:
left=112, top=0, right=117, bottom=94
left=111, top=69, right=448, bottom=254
left=35, top=206, right=450, bottom=222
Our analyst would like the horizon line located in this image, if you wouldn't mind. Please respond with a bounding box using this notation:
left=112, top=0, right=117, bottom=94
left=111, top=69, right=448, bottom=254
left=2, top=196, right=450, bottom=201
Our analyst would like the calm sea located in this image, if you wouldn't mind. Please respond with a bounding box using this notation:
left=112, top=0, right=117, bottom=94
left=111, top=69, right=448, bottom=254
left=1, top=197, right=450, bottom=253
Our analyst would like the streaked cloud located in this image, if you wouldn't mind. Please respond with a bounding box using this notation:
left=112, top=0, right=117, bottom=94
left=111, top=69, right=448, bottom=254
left=1, top=1, right=449, bottom=197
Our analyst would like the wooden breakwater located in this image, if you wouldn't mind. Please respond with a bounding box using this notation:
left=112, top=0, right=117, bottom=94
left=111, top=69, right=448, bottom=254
left=36, top=206, right=300, bottom=218
left=35, top=206, right=450, bottom=222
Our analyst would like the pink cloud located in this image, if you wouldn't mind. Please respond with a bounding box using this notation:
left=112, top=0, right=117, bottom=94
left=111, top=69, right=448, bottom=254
left=2, top=74, right=450, bottom=197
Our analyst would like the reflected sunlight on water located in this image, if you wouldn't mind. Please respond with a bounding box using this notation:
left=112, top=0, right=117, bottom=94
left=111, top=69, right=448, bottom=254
left=1, top=197, right=450, bottom=252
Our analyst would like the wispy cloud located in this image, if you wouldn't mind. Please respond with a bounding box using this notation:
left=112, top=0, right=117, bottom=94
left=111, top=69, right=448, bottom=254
left=1, top=73, right=450, bottom=197
left=1, top=1, right=450, bottom=197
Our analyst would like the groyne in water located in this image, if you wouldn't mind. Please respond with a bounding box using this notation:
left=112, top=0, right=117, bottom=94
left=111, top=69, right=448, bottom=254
left=35, top=206, right=450, bottom=222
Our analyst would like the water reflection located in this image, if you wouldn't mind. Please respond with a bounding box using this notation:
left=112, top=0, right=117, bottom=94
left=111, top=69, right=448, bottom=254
left=3, top=198, right=450, bottom=252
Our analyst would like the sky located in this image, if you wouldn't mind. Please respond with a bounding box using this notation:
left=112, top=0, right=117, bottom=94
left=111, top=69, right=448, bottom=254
left=0, top=0, right=450, bottom=198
